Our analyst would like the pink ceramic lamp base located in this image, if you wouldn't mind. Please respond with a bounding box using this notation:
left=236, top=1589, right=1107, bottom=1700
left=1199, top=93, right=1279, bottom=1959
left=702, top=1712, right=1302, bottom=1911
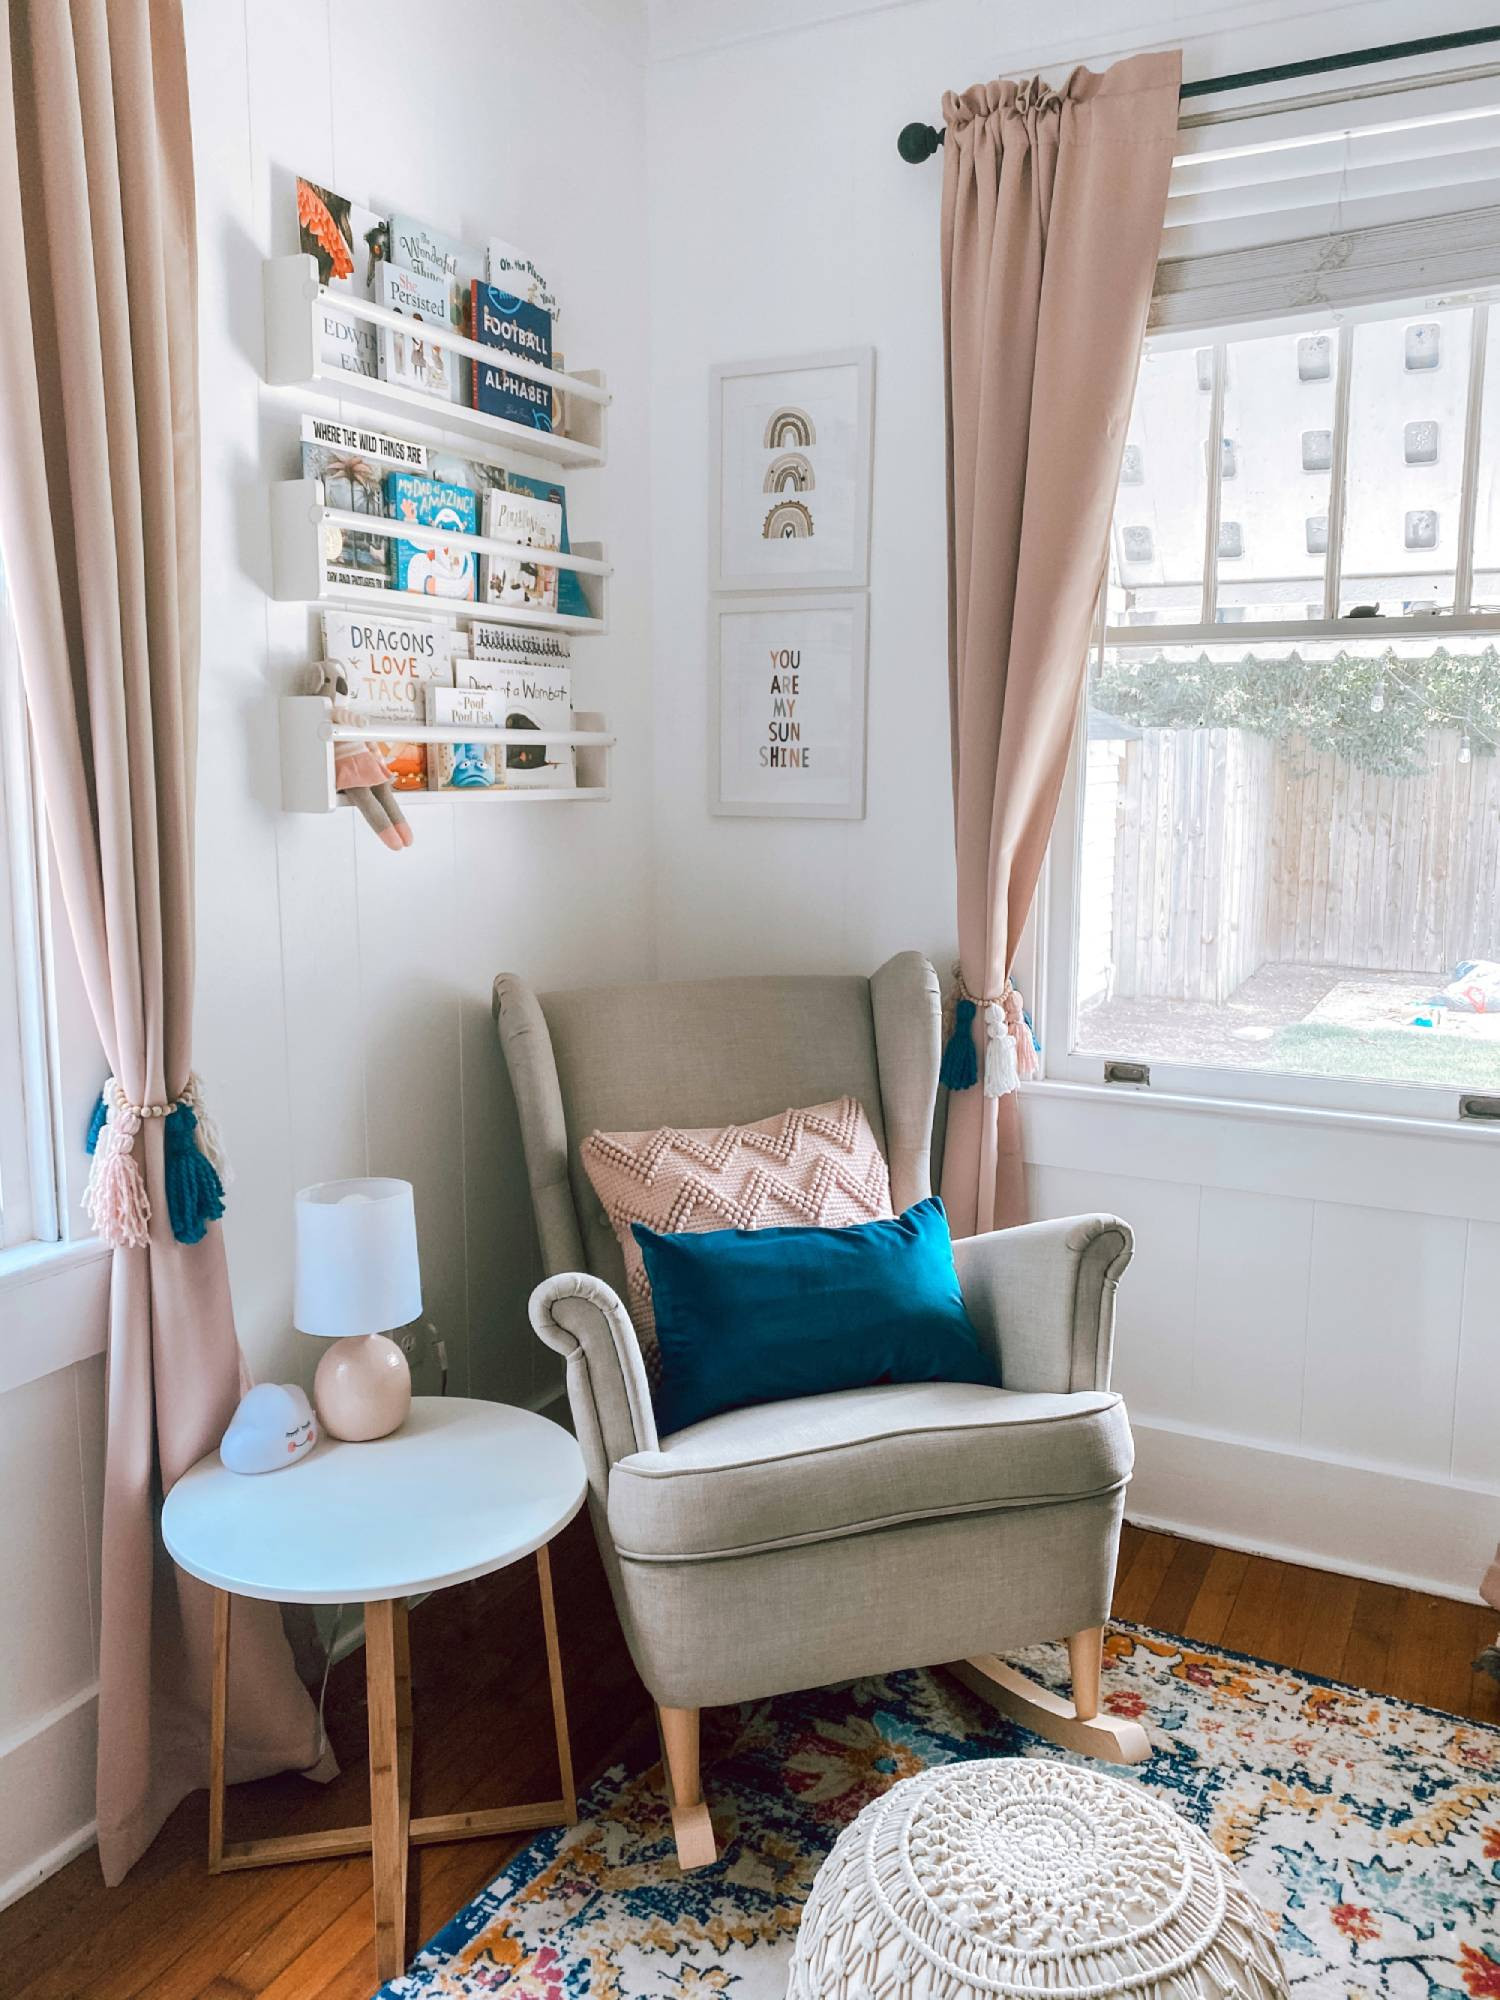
left=314, top=1333, right=411, bottom=1442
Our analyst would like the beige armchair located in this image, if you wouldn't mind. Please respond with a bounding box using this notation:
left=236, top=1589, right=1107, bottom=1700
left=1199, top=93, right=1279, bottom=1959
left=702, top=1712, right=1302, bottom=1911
left=494, top=951, right=1143, bottom=1869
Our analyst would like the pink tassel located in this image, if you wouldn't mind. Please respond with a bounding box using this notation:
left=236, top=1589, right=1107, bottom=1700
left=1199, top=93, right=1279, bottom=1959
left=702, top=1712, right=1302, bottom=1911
left=83, top=1086, right=151, bottom=1248
left=1004, top=982, right=1041, bottom=1084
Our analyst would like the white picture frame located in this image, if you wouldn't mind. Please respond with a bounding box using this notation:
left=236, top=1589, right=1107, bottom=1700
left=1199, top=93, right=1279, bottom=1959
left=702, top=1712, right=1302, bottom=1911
left=710, top=348, right=874, bottom=592
left=710, top=593, right=868, bottom=819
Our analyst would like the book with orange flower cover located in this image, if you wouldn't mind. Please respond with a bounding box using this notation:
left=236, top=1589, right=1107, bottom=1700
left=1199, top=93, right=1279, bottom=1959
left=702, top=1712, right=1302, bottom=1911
left=295, top=176, right=389, bottom=378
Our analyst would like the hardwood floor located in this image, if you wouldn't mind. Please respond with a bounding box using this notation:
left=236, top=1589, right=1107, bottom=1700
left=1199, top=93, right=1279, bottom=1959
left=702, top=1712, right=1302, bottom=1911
left=4, top=1517, right=1497, bottom=2000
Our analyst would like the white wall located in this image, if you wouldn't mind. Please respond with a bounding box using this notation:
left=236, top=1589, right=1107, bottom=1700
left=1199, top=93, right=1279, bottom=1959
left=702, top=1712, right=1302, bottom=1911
left=2, top=0, right=654, bottom=1911
left=11, top=0, right=1500, bottom=1917
left=644, top=0, right=1500, bottom=1599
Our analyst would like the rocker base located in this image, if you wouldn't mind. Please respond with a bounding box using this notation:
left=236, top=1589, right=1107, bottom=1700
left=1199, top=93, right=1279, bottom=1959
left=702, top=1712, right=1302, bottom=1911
left=946, top=1652, right=1151, bottom=1765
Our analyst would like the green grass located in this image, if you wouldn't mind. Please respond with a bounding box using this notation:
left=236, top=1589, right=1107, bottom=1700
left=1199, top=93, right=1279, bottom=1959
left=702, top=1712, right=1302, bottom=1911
left=1269, top=1020, right=1500, bottom=1090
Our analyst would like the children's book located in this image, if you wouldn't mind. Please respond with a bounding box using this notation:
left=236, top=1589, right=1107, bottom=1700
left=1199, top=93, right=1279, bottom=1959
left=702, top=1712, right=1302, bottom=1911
left=296, top=176, right=389, bottom=377
left=389, top=216, right=482, bottom=401
left=469, top=625, right=572, bottom=668
left=471, top=283, right=553, bottom=433
left=480, top=489, right=560, bottom=611
left=484, top=240, right=559, bottom=320
left=453, top=659, right=574, bottom=790
left=425, top=685, right=502, bottom=790
left=505, top=472, right=588, bottom=620
left=322, top=611, right=452, bottom=792
left=300, top=417, right=427, bottom=589
left=374, top=263, right=454, bottom=400
left=385, top=472, right=477, bottom=601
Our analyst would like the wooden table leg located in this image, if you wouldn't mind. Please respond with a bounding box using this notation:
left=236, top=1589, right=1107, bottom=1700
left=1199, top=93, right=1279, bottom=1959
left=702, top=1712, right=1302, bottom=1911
left=365, top=1599, right=409, bottom=1982
left=208, top=1590, right=230, bottom=1872
left=536, top=1545, right=576, bottom=1822
left=393, top=1597, right=413, bottom=1919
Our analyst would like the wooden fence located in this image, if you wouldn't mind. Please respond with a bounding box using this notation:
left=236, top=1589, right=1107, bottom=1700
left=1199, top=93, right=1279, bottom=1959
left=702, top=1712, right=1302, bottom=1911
left=1101, top=727, right=1500, bottom=1001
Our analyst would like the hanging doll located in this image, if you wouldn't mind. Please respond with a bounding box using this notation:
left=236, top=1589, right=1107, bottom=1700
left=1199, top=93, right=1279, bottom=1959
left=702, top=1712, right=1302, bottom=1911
left=298, top=661, right=414, bottom=851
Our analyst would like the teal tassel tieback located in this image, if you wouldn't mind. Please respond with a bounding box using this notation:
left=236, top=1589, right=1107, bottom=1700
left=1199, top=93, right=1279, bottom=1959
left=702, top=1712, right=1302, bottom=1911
left=163, top=1102, right=225, bottom=1245
left=939, top=996, right=979, bottom=1091
left=85, top=1089, right=108, bottom=1155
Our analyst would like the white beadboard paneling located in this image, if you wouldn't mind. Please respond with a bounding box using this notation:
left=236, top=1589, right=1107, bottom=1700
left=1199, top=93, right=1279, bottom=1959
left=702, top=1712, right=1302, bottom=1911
left=73, top=1355, right=106, bottom=1668
left=1027, top=1164, right=1201, bottom=1424
left=1302, top=1202, right=1467, bottom=1476
left=0, top=1371, right=94, bottom=1735
left=352, top=810, right=469, bottom=1392
left=1189, top=1187, right=1313, bottom=1442
left=1453, top=1219, right=1500, bottom=1488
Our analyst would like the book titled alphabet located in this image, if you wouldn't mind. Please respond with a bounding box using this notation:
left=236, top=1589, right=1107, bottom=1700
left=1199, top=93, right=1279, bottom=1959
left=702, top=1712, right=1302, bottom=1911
left=471, top=282, right=553, bottom=432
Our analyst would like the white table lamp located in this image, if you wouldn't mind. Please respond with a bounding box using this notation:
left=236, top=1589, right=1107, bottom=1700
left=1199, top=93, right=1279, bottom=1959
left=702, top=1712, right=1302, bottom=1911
left=295, top=1177, right=421, bottom=1441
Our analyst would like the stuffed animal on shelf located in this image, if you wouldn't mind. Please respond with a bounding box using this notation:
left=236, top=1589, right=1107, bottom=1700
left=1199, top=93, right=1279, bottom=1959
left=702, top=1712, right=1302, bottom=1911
left=220, top=1382, right=317, bottom=1474
left=298, top=661, right=414, bottom=851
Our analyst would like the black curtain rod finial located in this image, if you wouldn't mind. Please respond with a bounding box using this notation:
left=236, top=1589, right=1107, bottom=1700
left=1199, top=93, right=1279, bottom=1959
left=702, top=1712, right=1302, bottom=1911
left=897, top=121, right=943, bottom=163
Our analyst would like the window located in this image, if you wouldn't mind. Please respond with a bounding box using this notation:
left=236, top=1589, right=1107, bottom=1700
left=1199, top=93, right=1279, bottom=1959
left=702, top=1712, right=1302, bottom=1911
left=1047, top=291, right=1500, bottom=1121
left=0, top=565, right=61, bottom=1247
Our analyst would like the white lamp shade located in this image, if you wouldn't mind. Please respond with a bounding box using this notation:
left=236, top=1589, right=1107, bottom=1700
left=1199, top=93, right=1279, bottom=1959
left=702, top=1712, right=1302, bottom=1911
left=293, top=1178, right=422, bottom=1339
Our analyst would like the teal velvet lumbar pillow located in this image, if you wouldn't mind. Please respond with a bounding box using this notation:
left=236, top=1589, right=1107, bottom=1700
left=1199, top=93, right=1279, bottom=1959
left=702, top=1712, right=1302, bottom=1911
left=631, top=1196, right=998, bottom=1436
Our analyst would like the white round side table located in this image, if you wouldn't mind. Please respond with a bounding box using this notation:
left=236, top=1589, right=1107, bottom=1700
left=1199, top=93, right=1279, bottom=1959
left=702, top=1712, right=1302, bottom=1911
left=789, top=1758, right=1290, bottom=2000
left=162, top=1395, right=586, bottom=1986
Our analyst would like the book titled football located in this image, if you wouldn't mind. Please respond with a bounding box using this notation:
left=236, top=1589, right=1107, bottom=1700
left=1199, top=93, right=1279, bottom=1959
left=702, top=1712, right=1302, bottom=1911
left=480, top=489, right=561, bottom=611
left=425, top=685, right=501, bottom=791
left=300, top=416, right=427, bottom=589
left=374, top=263, right=454, bottom=400
left=322, top=611, right=452, bottom=792
left=296, top=176, right=388, bottom=377
left=454, top=660, right=574, bottom=790
left=385, top=472, right=478, bottom=601
left=471, top=282, right=553, bottom=432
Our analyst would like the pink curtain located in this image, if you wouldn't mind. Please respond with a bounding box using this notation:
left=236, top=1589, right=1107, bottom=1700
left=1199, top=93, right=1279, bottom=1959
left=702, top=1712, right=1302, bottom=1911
left=937, top=53, right=1181, bottom=1237
left=0, top=0, right=323, bottom=1883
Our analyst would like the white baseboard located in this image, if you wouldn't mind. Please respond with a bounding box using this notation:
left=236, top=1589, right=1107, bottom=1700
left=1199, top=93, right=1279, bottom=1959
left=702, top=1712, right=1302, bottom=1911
left=0, top=1684, right=99, bottom=1912
left=1128, top=1417, right=1499, bottom=1604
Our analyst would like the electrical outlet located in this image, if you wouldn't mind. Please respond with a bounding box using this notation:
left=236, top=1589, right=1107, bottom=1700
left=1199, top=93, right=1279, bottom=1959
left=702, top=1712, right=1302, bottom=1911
left=396, top=1321, right=430, bottom=1369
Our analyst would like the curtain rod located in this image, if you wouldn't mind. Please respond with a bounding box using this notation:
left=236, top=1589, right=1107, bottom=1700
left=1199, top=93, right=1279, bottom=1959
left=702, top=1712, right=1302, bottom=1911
left=895, top=24, right=1500, bottom=162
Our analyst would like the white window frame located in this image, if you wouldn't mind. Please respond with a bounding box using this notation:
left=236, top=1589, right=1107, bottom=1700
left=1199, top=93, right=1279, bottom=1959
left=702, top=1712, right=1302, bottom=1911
left=1040, top=221, right=1500, bottom=1129
left=0, top=569, right=63, bottom=1249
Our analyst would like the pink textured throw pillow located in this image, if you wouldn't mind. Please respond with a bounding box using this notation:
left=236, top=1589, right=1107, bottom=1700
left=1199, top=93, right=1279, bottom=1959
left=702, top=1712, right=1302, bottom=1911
left=580, top=1096, right=893, bottom=1387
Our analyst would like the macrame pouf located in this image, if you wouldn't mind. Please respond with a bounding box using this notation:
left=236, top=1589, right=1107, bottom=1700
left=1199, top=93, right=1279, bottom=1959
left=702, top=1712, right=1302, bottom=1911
left=787, top=1759, right=1289, bottom=2000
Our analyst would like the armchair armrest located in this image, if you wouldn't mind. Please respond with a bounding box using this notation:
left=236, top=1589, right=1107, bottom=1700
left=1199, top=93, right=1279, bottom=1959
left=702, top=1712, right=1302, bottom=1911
left=952, top=1214, right=1133, bottom=1394
left=530, top=1272, right=659, bottom=1497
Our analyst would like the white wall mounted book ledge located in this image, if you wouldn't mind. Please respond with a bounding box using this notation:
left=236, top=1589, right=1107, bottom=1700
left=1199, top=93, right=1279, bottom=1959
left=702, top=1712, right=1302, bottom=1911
left=263, top=254, right=609, bottom=469
left=280, top=698, right=613, bottom=812
left=270, top=481, right=610, bottom=635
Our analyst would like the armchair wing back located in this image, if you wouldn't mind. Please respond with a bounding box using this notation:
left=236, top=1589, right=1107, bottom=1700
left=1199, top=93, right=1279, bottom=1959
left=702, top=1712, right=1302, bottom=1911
left=493, top=950, right=943, bottom=1304
left=493, top=950, right=1142, bottom=1872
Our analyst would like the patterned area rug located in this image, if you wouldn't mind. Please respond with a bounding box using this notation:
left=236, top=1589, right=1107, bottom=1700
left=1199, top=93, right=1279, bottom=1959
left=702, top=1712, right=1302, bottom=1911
left=381, top=1624, right=1500, bottom=1999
